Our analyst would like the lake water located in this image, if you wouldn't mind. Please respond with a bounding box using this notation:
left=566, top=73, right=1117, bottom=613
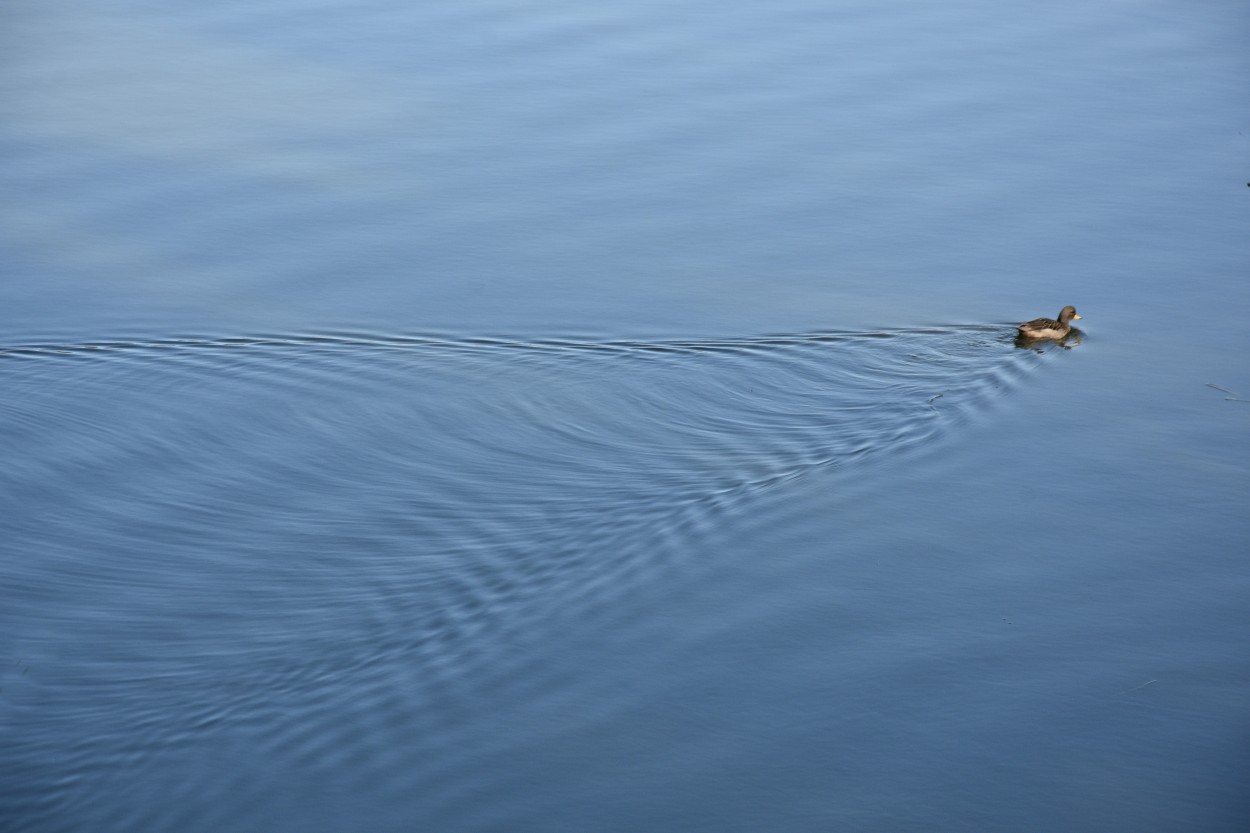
left=2, top=1, right=1248, bottom=830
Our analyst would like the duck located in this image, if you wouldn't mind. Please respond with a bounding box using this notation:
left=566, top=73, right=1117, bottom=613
left=1017, top=305, right=1081, bottom=339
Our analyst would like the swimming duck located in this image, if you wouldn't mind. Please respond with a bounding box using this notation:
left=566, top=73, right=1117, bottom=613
left=1017, top=306, right=1081, bottom=339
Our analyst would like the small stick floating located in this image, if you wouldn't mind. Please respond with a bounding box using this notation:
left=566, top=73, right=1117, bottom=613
left=1117, top=679, right=1158, bottom=696
left=1206, top=383, right=1248, bottom=402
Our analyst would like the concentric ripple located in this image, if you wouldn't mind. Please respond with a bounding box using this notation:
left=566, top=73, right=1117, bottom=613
left=1, top=326, right=1055, bottom=829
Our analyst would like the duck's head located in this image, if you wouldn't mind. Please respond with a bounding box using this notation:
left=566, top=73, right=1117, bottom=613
left=1059, top=305, right=1081, bottom=322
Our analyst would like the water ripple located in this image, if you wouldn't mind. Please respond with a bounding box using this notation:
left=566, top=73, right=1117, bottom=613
left=1, top=325, right=1057, bottom=828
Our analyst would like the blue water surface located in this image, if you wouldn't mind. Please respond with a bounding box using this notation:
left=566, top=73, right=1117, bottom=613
left=2, top=0, right=1248, bottom=830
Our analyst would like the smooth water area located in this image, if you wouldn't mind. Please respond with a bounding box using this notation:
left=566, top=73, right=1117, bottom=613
left=2, top=1, right=1248, bottom=831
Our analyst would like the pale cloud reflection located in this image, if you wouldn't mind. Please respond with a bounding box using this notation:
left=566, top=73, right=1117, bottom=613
left=2, top=4, right=442, bottom=186
left=0, top=3, right=449, bottom=309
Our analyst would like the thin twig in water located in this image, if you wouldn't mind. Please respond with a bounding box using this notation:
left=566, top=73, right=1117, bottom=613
left=927, top=393, right=944, bottom=410
left=1118, top=679, right=1158, bottom=696
left=1205, top=384, right=1248, bottom=402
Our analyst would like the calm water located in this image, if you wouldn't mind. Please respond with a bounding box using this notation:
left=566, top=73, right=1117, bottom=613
left=2, top=1, right=1248, bottom=830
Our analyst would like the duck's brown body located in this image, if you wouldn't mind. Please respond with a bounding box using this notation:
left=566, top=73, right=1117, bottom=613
left=1018, top=306, right=1081, bottom=339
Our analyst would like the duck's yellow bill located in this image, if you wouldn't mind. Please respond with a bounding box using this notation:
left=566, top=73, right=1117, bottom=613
left=1072, top=314, right=1082, bottom=319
